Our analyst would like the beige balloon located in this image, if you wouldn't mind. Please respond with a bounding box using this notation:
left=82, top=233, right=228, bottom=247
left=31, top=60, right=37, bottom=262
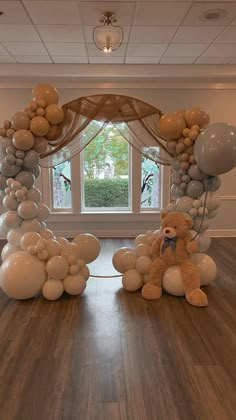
left=11, top=112, right=30, bottom=131
left=46, top=124, right=63, bottom=141
left=33, top=136, right=48, bottom=153
left=159, top=113, right=186, bottom=141
left=30, top=116, right=50, bottom=137
left=32, top=83, right=59, bottom=106
left=45, top=104, right=64, bottom=125
left=12, top=129, right=34, bottom=151
left=184, top=107, right=208, bottom=128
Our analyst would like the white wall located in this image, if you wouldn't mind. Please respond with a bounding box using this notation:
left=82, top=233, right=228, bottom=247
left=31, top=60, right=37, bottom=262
left=0, top=83, right=235, bottom=236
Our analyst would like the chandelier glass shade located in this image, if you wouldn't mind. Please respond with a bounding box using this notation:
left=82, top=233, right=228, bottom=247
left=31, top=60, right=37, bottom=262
left=93, top=12, right=124, bottom=53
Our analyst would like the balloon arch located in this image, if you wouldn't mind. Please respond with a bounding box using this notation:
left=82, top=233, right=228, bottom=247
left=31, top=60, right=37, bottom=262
left=0, top=83, right=235, bottom=302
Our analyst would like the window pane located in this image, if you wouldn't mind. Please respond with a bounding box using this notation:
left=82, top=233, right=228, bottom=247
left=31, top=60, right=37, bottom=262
left=82, top=124, right=129, bottom=209
left=141, top=155, right=160, bottom=209
left=52, top=161, right=72, bottom=209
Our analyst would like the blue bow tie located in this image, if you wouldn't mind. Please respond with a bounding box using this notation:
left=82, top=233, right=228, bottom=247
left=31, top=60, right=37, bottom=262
left=161, top=237, right=177, bottom=254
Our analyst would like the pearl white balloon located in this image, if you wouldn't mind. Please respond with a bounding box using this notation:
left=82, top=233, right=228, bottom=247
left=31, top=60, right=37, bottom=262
left=176, top=196, right=194, bottom=212
left=72, top=234, right=100, bottom=263
left=63, top=274, right=86, bottom=295
left=7, top=228, right=22, bottom=246
left=46, top=256, right=69, bottom=280
left=42, top=279, right=64, bottom=301
left=192, top=253, right=217, bottom=285
left=136, top=256, right=152, bottom=274
left=122, top=269, right=143, bottom=292
left=36, top=203, right=50, bottom=222
left=17, top=200, right=38, bottom=220
left=163, top=266, right=185, bottom=296
left=20, top=231, right=41, bottom=250
left=200, top=192, right=221, bottom=212
left=120, top=251, right=137, bottom=271
left=1, top=243, right=21, bottom=262
left=0, top=251, right=47, bottom=299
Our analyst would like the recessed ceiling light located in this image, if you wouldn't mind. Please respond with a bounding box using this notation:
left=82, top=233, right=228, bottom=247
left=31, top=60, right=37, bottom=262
left=202, top=8, right=227, bottom=21
left=0, top=11, right=4, bottom=17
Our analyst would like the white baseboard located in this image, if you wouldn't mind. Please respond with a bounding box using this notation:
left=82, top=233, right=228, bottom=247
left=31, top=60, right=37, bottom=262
left=208, top=229, right=236, bottom=237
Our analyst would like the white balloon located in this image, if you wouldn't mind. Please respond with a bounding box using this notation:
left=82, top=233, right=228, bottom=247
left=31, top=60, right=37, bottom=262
left=0, top=213, right=10, bottom=238
left=120, top=251, right=137, bottom=271
left=81, top=265, right=90, bottom=281
left=190, top=230, right=211, bottom=252
left=46, top=256, right=69, bottom=280
left=45, top=239, right=61, bottom=258
left=0, top=251, right=47, bottom=299
left=63, top=274, right=86, bottom=296
left=122, top=269, right=143, bottom=291
left=176, top=196, right=194, bottom=212
left=17, top=200, right=38, bottom=219
left=42, top=279, right=64, bottom=301
left=192, top=253, right=217, bottom=285
left=1, top=243, right=21, bottom=262
left=163, top=266, right=185, bottom=296
left=200, top=192, right=221, bottom=211
left=20, top=218, right=41, bottom=233
left=20, top=231, right=41, bottom=251
left=72, top=234, right=100, bottom=263
left=2, top=195, right=18, bottom=211
left=135, top=243, right=151, bottom=257
left=37, top=203, right=50, bottom=222
left=112, top=247, right=135, bottom=273
left=60, top=242, right=80, bottom=260
left=3, top=211, right=22, bottom=229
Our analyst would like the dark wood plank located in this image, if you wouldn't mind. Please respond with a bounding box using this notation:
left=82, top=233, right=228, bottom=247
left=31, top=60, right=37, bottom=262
left=0, top=238, right=235, bottom=420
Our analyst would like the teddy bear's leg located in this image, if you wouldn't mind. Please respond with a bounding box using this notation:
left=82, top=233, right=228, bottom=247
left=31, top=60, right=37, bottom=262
left=179, top=261, right=208, bottom=307
left=141, top=258, right=167, bottom=300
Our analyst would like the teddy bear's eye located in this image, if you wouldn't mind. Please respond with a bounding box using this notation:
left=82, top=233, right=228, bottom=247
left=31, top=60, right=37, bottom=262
left=174, top=226, right=177, bottom=228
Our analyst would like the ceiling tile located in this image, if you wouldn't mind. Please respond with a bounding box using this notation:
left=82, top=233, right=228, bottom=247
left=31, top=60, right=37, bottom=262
left=0, top=55, right=16, bottom=63
left=87, top=43, right=127, bottom=57
left=202, top=43, right=236, bottom=57
left=36, top=25, right=85, bottom=43
left=89, top=56, right=124, bottom=64
left=130, top=26, right=177, bottom=44
left=23, top=0, right=81, bottom=24
left=127, top=44, right=168, bottom=57
left=45, top=42, right=87, bottom=56
left=196, top=56, right=231, bottom=64
left=165, top=43, right=208, bottom=57
left=160, top=56, right=197, bottom=64
left=0, top=24, right=41, bottom=42
left=52, top=56, right=88, bottom=63
left=2, top=41, right=49, bottom=55
left=134, top=2, right=191, bottom=26
left=173, top=26, right=225, bottom=44
left=84, top=26, right=130, bottom=43
left=214, top=26, right=236, bottom=43
left=15, top=55, right=53, bottom=63
left=125, top=56, right=161, bottom=64
left=79, top=2, right=136, bottom=25
left=0, top=1, right=31, bottom=24
left=182, top=2, right=236, bottom=26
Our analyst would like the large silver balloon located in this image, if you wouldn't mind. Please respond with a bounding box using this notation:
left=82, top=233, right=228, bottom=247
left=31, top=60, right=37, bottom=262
left=194, top=122, right=236, bottom=175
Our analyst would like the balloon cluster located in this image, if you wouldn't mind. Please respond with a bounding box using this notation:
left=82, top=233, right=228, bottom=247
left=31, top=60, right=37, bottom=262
left=115, top=106, right=236, bottom=296
left=0, top=83, right=101, bottom=301
left=113, top=230, right=217, bottom=294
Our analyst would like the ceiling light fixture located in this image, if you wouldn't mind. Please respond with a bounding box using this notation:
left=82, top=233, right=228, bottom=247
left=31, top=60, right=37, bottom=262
left=93, top=12, right=123, bottom=54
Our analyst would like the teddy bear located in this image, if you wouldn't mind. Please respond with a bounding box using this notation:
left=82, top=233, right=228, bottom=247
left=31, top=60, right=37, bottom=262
left=141, top=210, right=208, bottom=307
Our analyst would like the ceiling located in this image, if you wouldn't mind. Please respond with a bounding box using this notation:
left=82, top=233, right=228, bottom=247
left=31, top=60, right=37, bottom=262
left=0, top=0, right=235, bottom=66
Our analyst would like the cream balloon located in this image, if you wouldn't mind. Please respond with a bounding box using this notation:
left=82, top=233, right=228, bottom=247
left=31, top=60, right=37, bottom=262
left=81, top=265, right=90, bottom=281
left=37, top=203, right=50, bottom=222
left=45, top=239, right=61, bottom=258
left=20, top=231, right=41, bottom=251
left=63, top=274, right=86, bottom=295
left=192, top=253, right=217, bottom=286
left=112, top=247, right=134, bottom=273
left=122, top=269, right=143, bottom=292
left=60, top=242, right=80, bottom=260
left=17, top=200, right=38, bottom=219
left=46, top=256, right=69, bottom=280
left=163, top=266, right=185, bottom=296
left=72, top=234, right=100, bottom=264
left=40, top=228, right=54, bottom=240
left=20, top=218, right=41, bottom=233
left=135, top=243, right=151, bottom=257
left=12, top=129, right=34, bottom=151
left=1, top=243, right=21, bottom=262
left=120, top=251, right=137, bottom=271
left=11, top=112, right=30, bottom=131
left=30, top=116, right=50, bottom=137
left=0, top=251, right=47, bottom=299
left=45, top=104, right=64, bottom=125
left=26, top=186, right=41, bottom=204
left=33, top=136, right=48, bottom=154
left=136, top=256, right=152, bottom=274
left=42, top=279, right=64, bottom=301
left=32, top=83, right=59, bottom=106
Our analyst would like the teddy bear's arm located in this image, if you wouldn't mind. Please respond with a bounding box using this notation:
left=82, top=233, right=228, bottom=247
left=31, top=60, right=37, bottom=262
left=151, top=235, right=162, bottom=258
left=184, top=233, right=198, bottom=253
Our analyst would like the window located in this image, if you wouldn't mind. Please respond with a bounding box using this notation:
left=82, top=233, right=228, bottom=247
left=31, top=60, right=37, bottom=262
left=49, top=125, right=161, bottom=214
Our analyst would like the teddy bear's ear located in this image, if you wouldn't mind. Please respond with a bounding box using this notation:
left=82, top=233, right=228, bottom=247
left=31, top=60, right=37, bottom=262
left=160, top=209, right=168, bottom=221
left=184, top=214, right=193, bottom=228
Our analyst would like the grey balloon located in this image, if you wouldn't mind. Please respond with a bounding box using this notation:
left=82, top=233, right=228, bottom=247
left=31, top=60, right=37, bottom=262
left=188, top=164, right=206, bottom=180
left=0, top=174, right=7, bottom=190
left=15, top=171, right=35, bottom=189
left=194, top=122, right=236, bottom=175
left=0, top=160, right=20, bottom=177
left=186, top=180, right=204, bottom=198
left=171, top=158, right=181, bottom=171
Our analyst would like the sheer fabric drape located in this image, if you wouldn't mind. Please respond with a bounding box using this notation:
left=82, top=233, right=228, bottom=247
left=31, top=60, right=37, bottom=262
left=40, top=94, right=172, bottom=167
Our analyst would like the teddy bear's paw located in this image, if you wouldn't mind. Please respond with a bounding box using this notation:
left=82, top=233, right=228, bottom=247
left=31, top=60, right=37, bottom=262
left=186, top=288, right=208, bottom=307
left=141, top=283, right=162, bottom=300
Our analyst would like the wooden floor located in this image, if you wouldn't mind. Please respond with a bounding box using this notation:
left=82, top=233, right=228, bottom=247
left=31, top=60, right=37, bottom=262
left=0, top=238, right=235, bottom=420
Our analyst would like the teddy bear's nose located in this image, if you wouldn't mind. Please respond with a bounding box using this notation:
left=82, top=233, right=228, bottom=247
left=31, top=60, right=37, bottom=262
left=165, top=229, right=170, bottom=234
